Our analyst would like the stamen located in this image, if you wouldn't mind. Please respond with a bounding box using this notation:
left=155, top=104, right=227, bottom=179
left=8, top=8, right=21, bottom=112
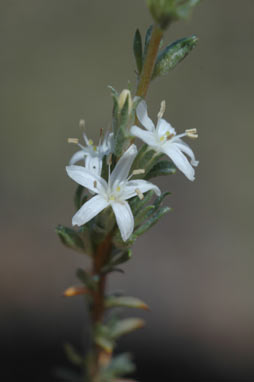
left=93, top=146, right=97, bottom=152
left=132, top=169, right=145, bottom=176
left=88, top=139, right=94, bottom=145
left=185, top=128, right=198, bottom=138
left=135, top=188, right=144, bottom=200
left=79, top=119, right=85, bottom=129
left=157, top=100, right=166, bottom=120
left=67, top=138, right=79, bottom=144
left=116, top=186, right=121, bottom=192
left=93, top=181, right=97, bottom=188
left=107, top=153, right=112, bottom=166
left=109, top=195, right=115, bottom=201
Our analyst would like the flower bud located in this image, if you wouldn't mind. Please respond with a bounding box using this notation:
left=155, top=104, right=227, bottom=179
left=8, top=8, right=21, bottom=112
left=146, top=0, right=201, bottom=29
left=118, top=89, right=133, bottom=115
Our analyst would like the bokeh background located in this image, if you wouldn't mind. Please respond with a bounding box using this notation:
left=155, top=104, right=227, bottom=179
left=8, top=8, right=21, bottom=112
left=1, top=0, right=254, bottom=381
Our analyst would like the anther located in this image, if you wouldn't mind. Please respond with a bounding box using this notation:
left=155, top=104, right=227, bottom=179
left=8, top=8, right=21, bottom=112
left=135, top=188, right=144, bottom=200
left=67, top=138, right=79, bottom=144
left=157, top=100, right=166, bottom=120
left=185, top=128, right=198, bottom=138
left=79, top=119, right=85, bottom=129
left=93, top=181, right=97, bottom=188
left=132, top=169, right=145, bottom=176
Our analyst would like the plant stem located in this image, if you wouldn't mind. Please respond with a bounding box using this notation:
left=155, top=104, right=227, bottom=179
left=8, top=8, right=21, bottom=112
left=136, top=24, right=163, bottom=98
left=89, top=232, right=113, bottom=381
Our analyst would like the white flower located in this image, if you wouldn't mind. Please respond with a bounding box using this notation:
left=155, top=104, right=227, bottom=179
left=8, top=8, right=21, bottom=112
left=69, top=131, right=113, bottom=176
left=130, top=100, right=199, bottom=181
left=66, top=144, right=161, bottom=241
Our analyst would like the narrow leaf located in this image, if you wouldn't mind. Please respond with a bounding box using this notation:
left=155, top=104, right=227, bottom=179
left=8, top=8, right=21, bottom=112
left=110, top=318, right=145, bottom=339
left=143, top=25, right=153, bottom=59
left=134, top=206, right=171, bottom=236
left=145, top=160, right=176, bottom=179
left=129, top=190, right=154, bottom=216
left=134, top=205, right=155, bottom=227
left=95, top=335, right=114, bottom=354
left=56, top=225, right=85, bottom=252
left=133, top=29, right=143, bottom=75
left=76, top=269, right=98, bottom=290
left=105, top=296, right=149, bottom=311
left=64, top=343, right=83, bottom=366
left=63, top=286, right=89, bottom=297
left=105, top=353, right=136, bottom=377
left=152, top=35, right=198, bottom=79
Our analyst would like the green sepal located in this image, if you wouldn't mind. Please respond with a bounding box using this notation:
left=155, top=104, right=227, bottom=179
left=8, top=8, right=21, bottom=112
left=145, top=160, right=176, bottom=179
left=63, top=343, right=83, bottom=366
left=76, top=268, right=98, bottom=291
left=109, top=318, right=145, bottom=339
left=113, top=94, right=131, bottom=157
left=105, top=296, right=149, bottom=311
left=102, top=353, right=136, bottom=379
left=56, top=225, right=85, bottom=253
left=152, top=35, right=198, bottom=79
left=153, top=191, right=171, bottom=210
left=134, top=206, right=171, bottom=236
left=133, top=29, right=143, bottom=75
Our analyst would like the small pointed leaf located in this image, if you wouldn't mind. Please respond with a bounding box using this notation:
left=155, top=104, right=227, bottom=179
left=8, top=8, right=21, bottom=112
left=64, top=343, right=83, bottom=366
left=105, top=296, right=149, bottom=311
left=134, top=205, right=155, bottom=227
left=104, top=353, right=136, bottom=378
left=152, top=35, right=198, bottom=79
left=56, top=225, right=85, bottom=253
left=145, top=160, right=176, bottom=179
left=134, top=206, right=171, bottom=236
left=95, top=336, right=114, bottom=354
left=143, top=25, right=153, bottom=59
left=76, top=269, right=98, bottom=290
left=110, top=318, right=145, bottom=339
left=133, top=29, right=143, bottom=75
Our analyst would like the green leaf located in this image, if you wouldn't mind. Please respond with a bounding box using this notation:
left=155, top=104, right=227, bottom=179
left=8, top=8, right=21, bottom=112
left=133, top=29, right=143, bottom=75
left=63, top=343, right=83, bottom=366
left=104, top=353, right=136, bottom=378
left=101, top=249, right=132, bottom=274
left=134, top=205, right=155, bottom=227
left=74, top=185, right=88, bottom=210
left=134, top=206, right=171, bottom=236
left=56, top=225, right=85, bottom=253
left=145, top=160, right=176, bottom=179
left=129, top=190, right=154, bottom=216
left=143, top=25, right=153, bottom=59
left=95, top=335, right=114, bottom=354
left=110, top=318, right=145, bottom=339
left=105, top=296, right=149, bottom=311
left=76, top=268, right=98, bottom=290
left=153, top=191, right=171, bottom=210
left=152, top=35, right=198, bottom=79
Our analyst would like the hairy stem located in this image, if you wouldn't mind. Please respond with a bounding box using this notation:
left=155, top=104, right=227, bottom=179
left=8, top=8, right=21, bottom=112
left=136, top=24, right=163, bottom=98
left=89, top=232, right=113, bottom=381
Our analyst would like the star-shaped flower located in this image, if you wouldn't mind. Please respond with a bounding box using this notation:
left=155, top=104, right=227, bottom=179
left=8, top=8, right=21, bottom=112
left=66, top=144, right=161, bottom=241
left=130, top=100, right=199, bottom=181
left=69, top=129, right=113, bottom=176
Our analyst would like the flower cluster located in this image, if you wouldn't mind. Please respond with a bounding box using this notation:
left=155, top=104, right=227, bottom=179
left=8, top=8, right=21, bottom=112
left=66, top=99, right=198, bottom=242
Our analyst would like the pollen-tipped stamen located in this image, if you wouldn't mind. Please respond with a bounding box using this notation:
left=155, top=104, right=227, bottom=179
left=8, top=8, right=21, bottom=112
left=157, top=100, right=166, bottom=120
left=135, top=188, right=144, bottom=200
left=68, top=138, right=79, bottom=144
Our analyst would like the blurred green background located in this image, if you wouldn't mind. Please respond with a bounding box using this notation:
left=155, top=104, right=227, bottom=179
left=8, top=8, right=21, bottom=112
left=1, top=0, right=254, bottom=381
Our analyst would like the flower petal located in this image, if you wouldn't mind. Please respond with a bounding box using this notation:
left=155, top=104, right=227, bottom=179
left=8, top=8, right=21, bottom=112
left=66, top=165, right=107, bottom=194
left=130, top=126, right=157, bottom=147
left=123, top=179, right=161, bottom=199
left=136, top=100, right=155, bottom=131
left=85, top=155, right=103, bottom=175
left=69, top=150, right=86, bottom=165
left=162, top=143, right=195, bottom=181
left=110, top=144, right=138, bottom=186
left=111, top=201, right=134, bottom=241
left=156, top=118, right=175, bottom=137
left=72, top=195, right=109, bottom=226
left=173, top=139, right=199, bottom=167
